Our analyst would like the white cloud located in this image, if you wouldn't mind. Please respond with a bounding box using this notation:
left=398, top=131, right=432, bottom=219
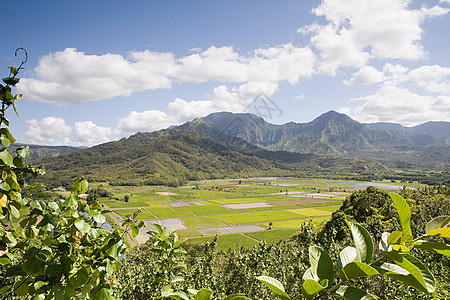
left=114, top=110, right=179, bottom=137
left=18, top=44, right=316, bottom=106
left=407, top=65, right=450, bottom=94
left=168, top=82, right=279, bottom=122
left=18, top=48, right=177, bottom=105
left=74, top=121, right=112, bottom=146
left=25, top=117, right=112, bottom=146
left=345, top=84, right=450, bottom=126
left=301, top=0, right=449, bottom=74
left=25, top=117, right=72, bottom=145
left=344, top=66, right=385, bottom=85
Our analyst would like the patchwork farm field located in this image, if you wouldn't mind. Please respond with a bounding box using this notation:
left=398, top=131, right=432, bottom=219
left=93, top=177, right=413, bottom=249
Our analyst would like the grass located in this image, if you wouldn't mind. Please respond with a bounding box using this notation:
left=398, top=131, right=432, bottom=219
left=269, top=219, right=308, bottom=229
left=210, top=210, right=302, bottom=224
left=181, top=216, right=229, bottom=228
left=174, top=205, right=230, bottom=215
left=317, top=205, right=342, bottom=212
left=176, top=228, right=203, bottom=237
left=105, top=201, right=149, bottom=208
left=244, top=229, right=299, bottom=243
left=148, top=207, right=192, bottom=218
left=288, top=208, right=333, bottom=217
left=187, top=233, right=258, bottom=250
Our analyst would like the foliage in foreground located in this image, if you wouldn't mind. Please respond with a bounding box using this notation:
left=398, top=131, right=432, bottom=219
left=0, top=51, right=142, bottom=299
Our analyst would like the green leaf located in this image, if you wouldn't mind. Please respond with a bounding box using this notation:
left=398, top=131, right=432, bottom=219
left=0, top=256, right=10, bottom=265
left=338, top=262, right=379, bottom=282
left=63, top=194, right=78, bottom=207
left=69, top=267, right=89, bottom=287
left=302, top=279, right=325, bottom=300
left=16, top=146, right=30, bottom=158
left=389, top=193, right=412, bottom=236
left=308, top=246, right=334, bottom=287
left=382, top=251, right=435, bottom=293
left=333, top=286, right=378, bottom=300
left=0, top=149, right=14, bottom=167
left=0, top=128, right=16, bottom=145
left=413, top=240, right=450, bottom=256
left=425, top=216, right=450, bottom=234
left=2, top=77, right=20, bottom=86
left=347, top=221, right=373, bottom=263
left=89, top=284, right=111, bottom=300
left=256, top=276, right=290, bottom=300
left=193, top=288, right=213, bottom=300
left=161, top=285, right=189, bottom=300
left=73, top=178, right=88, bottom=194
left=337, top=247, right=357, bottom=272
left=171, top=275, right=185, bottom=283
left=387, top=231, right=402, bottom=245
left=427, top=228, right=450, bottom=238
left=74, top=219, right=91, bottom=233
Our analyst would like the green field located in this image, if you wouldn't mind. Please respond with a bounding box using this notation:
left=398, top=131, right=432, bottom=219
left=92, top=177, right=416, bottom=249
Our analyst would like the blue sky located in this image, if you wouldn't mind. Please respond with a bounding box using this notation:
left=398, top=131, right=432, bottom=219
left=1, top=0, right=449, bottom=146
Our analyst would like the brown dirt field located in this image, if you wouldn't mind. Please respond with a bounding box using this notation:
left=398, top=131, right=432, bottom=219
left=271, top=198, right=337, bottom=206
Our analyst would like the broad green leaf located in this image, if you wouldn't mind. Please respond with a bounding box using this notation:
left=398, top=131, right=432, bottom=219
left=0, top=193, right=7, bottom=207
left=333, top=286, right=378, bottom=300
left=347, top=221, right=373, bottom=263
left=382, top=251, right=435, bottom=293
left=0, top=257, right=10, bottom=265
left=33, top=281, right=47, bottom=290
left=302, top=279, right=325, bottom=300
left=302, top=267, right=318, bottom=281
left=337, top=247, right=357, bottom=271
left=387, top=231, right=402, bottom=245
left=194, top=288, right=213, bottom=300
left=74, top=219, right=91, bottom=233
left=339, top=262, right=379, bottom=282
left=380, top=232, right=390, bottom=251
left=16, top=146, right=30, bottom=158
left=425, top=216, right=450, bottom=234
left=0, top=150, right=14, bottom=167
left=69, top=267, right=89, bottom=287
left=171, top=275, right=185, bottom=283
left=2, top=77, right=20, bottom=86
left=427, top=228, right=450, bottom=238
left=161, top=285, right=189, bottom=300
left=73, top=178, right=88, bottom=194
left=63, top=194, right=78, bottom=207
left=389, top=193, right=412, bottom=236
left=308, top=246, right=334, bottom=286
left=413, top=240, right=450, bottom=256
left=89, top=284, right=111, bottom=300
left=256, top=276, right=290, bottom=300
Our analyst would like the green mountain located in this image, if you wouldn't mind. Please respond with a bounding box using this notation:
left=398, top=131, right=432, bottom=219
left=6, top=143, right=83, bottom=161
left=197, top=111, right=449, bottom=169
left=36, top=128, right=385, bottom=187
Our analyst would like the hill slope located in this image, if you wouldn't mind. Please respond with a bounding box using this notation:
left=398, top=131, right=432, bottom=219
left=37, top=128, right=385, bottom=187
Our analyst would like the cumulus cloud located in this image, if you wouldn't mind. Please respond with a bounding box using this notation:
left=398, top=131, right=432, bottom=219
left=168, top=82, right=279, bottom=122
left=407, top=65, right=450, bottom=94
left=25, top=117, right=72, bottom=145
left=346, top=84, right=450, bottom=125
left=18, top=48, right=177, bottom=105
left=74, top=121, right=112, bottom=146
left=344, top=66, right=385, bottom=85
left=114, top=110, right=179, bottom=137
left=18, top=44, right=316, bottom=106
left=300, top=0, right=449, bottom=74
left=25, top=117, right=112, bottom=146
